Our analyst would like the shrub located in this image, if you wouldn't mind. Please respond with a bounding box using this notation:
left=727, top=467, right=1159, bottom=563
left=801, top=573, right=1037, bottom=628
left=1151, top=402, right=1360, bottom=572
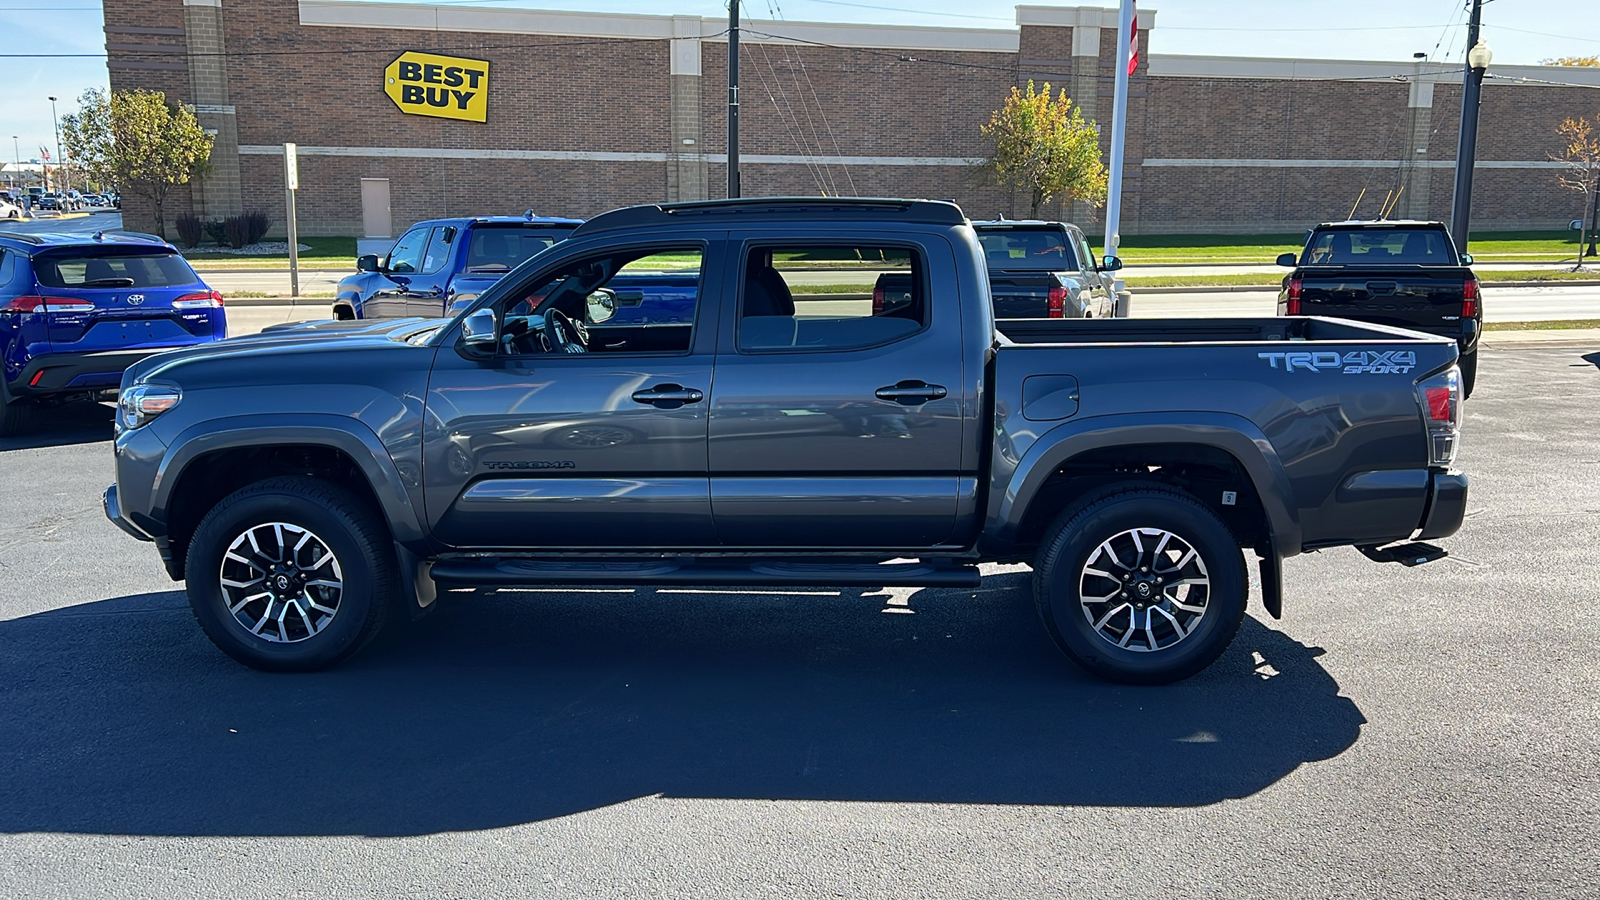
left=221, top=214, right=251, bottom=249
left=174, top=215, right=203, bottom=249
left=203, top=219, right=226, bottom=246
left=243, top=209, right=271, bottom=245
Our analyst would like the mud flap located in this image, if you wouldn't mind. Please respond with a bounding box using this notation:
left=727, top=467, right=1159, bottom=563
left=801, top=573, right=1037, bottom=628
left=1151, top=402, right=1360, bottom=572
left=1257, top=549, right=1283, bottom=620
left=394, top=542, right=438, bottom=620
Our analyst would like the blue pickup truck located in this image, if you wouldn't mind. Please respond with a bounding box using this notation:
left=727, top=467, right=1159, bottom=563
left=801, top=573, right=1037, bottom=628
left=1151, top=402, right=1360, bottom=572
left=335, top=214, right=581, bottom=320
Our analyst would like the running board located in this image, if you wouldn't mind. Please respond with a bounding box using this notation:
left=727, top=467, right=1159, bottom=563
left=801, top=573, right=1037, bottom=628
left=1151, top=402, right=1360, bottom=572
left=1357, top=541, right=1449, bottom=567
left=429, top=558, right=982, bottom=589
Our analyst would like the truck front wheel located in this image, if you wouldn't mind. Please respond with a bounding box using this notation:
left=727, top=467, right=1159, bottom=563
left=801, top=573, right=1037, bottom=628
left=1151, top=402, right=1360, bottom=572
left=184, top=476, right=395, bottom=672
left=1032, top=487, right=1247, bottom=685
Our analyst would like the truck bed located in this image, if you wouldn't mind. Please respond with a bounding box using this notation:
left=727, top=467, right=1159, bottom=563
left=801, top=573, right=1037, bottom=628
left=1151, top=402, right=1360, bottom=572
left=995, top=316, right=1436, bottom=346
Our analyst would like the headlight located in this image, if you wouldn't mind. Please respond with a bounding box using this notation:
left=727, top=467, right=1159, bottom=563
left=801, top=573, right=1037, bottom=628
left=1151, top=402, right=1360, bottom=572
left=118, top=384, right=181, bottom=431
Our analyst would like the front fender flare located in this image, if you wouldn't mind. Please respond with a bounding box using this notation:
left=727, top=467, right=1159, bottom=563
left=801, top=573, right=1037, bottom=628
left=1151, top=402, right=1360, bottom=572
left=152, top=414, right=427, bottom=545
left=984, top=412, right=1302, bottom=557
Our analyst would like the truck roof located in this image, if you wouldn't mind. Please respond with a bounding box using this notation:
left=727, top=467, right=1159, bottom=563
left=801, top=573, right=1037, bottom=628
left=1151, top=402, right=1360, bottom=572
left=1313, top=220, right=1447, bottom=229
left=572, top=197, right=967, bottom=237
left=410, top=214, right=584, bottom=229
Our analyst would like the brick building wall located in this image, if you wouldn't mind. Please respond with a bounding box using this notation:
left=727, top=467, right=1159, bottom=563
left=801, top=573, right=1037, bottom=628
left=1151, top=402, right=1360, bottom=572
left=100, top=1, right=1600, bottom=239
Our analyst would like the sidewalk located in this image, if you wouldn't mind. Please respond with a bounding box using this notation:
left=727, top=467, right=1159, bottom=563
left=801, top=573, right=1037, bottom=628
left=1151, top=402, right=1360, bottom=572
left=1480, top=328, right=1600, bottom=350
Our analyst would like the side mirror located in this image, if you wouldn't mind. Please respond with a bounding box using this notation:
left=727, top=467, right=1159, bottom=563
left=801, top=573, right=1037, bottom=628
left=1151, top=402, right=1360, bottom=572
left=1459, top=253, right=1474, bottom=265
left=1276, top=252, right=1299, bottom=267
left=356, top=254, right=380, bottom=273
left=585, top=288, right=618, bottom=324
left=461, top=309, right=498, bottom=349
left=1099, top=255, right=1123, bottom=272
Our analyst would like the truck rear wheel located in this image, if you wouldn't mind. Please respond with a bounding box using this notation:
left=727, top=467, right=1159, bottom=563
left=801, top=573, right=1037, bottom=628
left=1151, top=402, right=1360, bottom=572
left=1032, top=487, right=1247, bottom=685
left=184, top=476, right=395, bottom=672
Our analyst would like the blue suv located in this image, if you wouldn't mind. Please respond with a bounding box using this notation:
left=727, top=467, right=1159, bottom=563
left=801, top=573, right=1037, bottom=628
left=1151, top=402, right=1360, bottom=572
left=0, top=231, right=226, bottom=435
left=335, top=214, right=581, bottom=320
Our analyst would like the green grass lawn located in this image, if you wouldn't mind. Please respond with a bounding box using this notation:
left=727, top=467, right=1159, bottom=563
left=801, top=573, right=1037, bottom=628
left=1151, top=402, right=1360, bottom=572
left=184, top=236, right=358, bottom=268
left=1483, top=319, right=1600, bottom=331
left=1123, top=267, right=1600, bottom=289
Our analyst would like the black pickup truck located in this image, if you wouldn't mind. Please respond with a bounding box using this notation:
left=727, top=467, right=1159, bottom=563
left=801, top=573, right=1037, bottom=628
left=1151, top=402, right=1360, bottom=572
left=1277, top=220, right=1482, bottom=396
left=104, top=198, right=1468, bottom=684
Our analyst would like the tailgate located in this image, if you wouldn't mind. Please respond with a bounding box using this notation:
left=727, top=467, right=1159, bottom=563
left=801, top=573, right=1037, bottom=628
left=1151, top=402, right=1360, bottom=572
left=1293, top=267, right=1472, bottom=333
left=987, top=272, right=1061, bottom=319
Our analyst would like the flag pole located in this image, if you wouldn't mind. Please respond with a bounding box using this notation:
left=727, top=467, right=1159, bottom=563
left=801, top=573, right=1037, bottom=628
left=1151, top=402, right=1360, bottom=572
left=1102, top=0, right=1135, bottom=262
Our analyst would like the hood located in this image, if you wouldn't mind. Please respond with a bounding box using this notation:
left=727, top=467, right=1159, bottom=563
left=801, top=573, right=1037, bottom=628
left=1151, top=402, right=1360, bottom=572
left=126, top=317, right=449, bottom=387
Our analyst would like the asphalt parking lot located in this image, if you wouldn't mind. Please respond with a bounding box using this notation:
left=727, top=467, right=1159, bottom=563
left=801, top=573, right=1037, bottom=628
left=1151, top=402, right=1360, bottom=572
left=1, top=348, right=1596, bottom=898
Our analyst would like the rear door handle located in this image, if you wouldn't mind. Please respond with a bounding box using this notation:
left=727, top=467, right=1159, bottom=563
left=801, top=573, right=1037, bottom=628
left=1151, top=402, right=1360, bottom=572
left=631, top=383, right=705, bottom=409
left=875, top=380, right=948, bottom=405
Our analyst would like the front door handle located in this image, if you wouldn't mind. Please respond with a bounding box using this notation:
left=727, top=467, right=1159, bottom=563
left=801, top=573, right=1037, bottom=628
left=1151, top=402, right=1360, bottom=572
left=631, top=383, right=705, bottom=409
left=875, top=380, right=948, bottom=405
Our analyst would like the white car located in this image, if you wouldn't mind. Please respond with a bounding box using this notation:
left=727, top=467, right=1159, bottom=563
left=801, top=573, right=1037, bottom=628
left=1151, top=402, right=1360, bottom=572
left=0, top=197, right=22, bottom=219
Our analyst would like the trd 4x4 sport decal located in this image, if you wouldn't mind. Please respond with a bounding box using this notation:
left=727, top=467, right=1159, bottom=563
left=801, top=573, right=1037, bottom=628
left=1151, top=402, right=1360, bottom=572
left=1259, top=350, right=1418, bottom=374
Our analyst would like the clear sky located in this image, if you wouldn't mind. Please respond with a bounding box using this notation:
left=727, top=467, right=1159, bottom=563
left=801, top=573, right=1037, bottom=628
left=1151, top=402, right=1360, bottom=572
left=1, top=0, right=1596, bottom=170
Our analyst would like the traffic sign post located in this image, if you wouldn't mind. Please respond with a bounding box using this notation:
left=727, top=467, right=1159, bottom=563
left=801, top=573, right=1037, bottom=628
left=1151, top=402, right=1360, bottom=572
left=284, top=143, right=300, bottom=298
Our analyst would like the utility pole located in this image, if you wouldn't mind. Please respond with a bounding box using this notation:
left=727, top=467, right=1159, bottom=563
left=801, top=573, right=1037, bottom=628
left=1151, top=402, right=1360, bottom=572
left=1588, top=171, right=1599, bottom=258
left=727, top=0, right=740, bottom=199
left=48, top=95, right=67, bottom=195
left=1102, top=0, right=1134, bottom=262
left=1448, top=0, right=1492, bottom=253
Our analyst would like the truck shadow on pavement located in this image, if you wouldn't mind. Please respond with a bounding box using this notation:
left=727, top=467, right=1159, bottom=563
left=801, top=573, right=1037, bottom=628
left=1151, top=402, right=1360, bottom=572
left=0, top=575, right=1365, bottom=836
left=0, top=400, right=114, bottom=452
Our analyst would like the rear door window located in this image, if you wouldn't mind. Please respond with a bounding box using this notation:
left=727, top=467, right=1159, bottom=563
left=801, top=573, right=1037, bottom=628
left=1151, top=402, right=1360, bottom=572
left=736, top=244, right=926, bottom=352
left=33, top=252, right=199, bottom=288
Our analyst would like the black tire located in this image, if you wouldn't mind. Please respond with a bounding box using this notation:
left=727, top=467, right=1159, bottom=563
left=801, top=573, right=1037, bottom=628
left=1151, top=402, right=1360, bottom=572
left=1032, top=486, right=1248, bottom=685
left=0, top=379, right=33, bottom=437
left=184, top=476, right=395, bottom=672
left=1459, top=348, right=1477, bottom=400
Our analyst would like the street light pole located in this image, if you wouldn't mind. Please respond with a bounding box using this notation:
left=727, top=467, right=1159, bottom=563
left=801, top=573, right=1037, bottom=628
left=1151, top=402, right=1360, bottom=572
left=1587, top=172, right=1599, bottom=258
left=48, top=95, right=65, bottom=194
left=727, top=0, right=740, bottom=199
left=1448, top=1, right=1491, bottom=253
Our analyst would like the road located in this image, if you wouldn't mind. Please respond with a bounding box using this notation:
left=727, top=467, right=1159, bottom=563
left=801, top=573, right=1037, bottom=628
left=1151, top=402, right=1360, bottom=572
left=0, top=348, right=1596, bottom=897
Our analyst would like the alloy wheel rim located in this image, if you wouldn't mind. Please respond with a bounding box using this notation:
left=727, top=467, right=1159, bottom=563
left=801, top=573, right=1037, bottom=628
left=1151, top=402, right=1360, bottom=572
left=218, top=522, right=344, bottom=644
left=1078, top=527, right=1210, bottom=653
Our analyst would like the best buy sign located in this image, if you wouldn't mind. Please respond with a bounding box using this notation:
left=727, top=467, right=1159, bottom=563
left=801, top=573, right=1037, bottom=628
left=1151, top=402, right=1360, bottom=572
left=384, top=51, right=489, bottom=123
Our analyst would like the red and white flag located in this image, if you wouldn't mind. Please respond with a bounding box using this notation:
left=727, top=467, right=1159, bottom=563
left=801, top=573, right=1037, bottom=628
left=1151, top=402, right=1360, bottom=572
left=1128, top=11, right=1140, bottom=75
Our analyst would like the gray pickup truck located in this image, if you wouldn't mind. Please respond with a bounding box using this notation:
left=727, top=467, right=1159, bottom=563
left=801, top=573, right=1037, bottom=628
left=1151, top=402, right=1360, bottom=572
left=103, top=198, right=1468, bottom=684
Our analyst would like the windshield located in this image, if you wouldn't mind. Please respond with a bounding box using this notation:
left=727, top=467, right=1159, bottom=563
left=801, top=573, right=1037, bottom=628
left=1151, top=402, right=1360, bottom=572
left=34, top=252, right=200, bottom=289
left=977, top=229, right=1078, bottom=270
left=1304, top=228, right=1459, bottom=265
left=463, top=228, right=565, bottom=273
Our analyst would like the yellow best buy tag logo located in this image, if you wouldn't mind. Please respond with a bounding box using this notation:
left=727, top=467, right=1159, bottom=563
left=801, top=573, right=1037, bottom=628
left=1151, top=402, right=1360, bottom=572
left=384, top=52, right=489, bottom=123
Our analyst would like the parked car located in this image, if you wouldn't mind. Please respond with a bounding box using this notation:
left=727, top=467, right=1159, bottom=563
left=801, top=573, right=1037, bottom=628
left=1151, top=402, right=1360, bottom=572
left=34, top=193, right=63, bottom=211
left=975, top=219, right=1120, bottom=318
left=104, top=198, right=1468, bottom=684
left=336, top=213, right=582, bottom=320
left=63, top=191, right=85, bottom=212
left=0, top=230, right=227, bottom=435
left=0, top=196, right=21, bottom=220
left=1277, top=220, right=1482, bottom=396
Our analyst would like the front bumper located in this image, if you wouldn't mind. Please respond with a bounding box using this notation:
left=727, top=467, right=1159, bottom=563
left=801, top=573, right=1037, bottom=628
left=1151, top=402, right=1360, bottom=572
left=15, top=349, right=164, bottom=397
left=1417, top=469, right=1469, bottom=540
left=102, top=484, right=154, bottom=542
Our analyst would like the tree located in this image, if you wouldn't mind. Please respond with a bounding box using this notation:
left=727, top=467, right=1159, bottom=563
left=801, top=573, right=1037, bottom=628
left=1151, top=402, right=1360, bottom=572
left=60, top=88, right=213, bottom=238
left=1552, top=113, right=1600, bottom=268
left=981, top=80, right=1108, bottom=218
left=1544, top=56, right=1599, bottom=66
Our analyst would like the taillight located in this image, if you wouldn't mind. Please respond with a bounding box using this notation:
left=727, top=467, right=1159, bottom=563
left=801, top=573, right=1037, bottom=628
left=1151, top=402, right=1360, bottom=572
left=871, top=286, right=885, bottom=316
left=1416, top=367, right=1461, bottom=466
left=1284, top=278, right=1303, bottom=315
left=173, top=289, right=224, bottom=309
left=1461, top=277, right=1478, bottom=318
left=1047, top=286, right=1068, bottom=318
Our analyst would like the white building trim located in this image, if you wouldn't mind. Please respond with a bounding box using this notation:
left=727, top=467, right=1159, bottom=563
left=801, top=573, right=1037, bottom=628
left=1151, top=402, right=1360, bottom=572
left=239, top=144, right=985, bottom=167
left=1148, top=54, right=1600, bottom=87
left=1142, top=158, right=1568, bottom=169
left=1017, top=5, right=1157, bottom=30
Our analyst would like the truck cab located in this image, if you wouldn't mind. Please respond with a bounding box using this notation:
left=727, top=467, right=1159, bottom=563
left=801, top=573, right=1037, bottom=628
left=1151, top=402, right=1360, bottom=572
left=335, top=213, right=581, bottom=320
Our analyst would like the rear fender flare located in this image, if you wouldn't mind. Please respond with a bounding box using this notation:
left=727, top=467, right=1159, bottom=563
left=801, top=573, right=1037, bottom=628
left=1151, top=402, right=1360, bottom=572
left=986, top=412, right=1302, bottom=557
left=152, top=414, right=427, bottom=544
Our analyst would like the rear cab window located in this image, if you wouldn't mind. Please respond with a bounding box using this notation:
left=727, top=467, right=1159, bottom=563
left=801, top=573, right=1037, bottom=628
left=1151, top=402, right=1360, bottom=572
left=463, top=226, right=570, bottom=274
left=1304, top=227, right=1459, bottom=266
left=976, top=226, right=1078, bottom=271
left=33, top=251, right=201, bottom=288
